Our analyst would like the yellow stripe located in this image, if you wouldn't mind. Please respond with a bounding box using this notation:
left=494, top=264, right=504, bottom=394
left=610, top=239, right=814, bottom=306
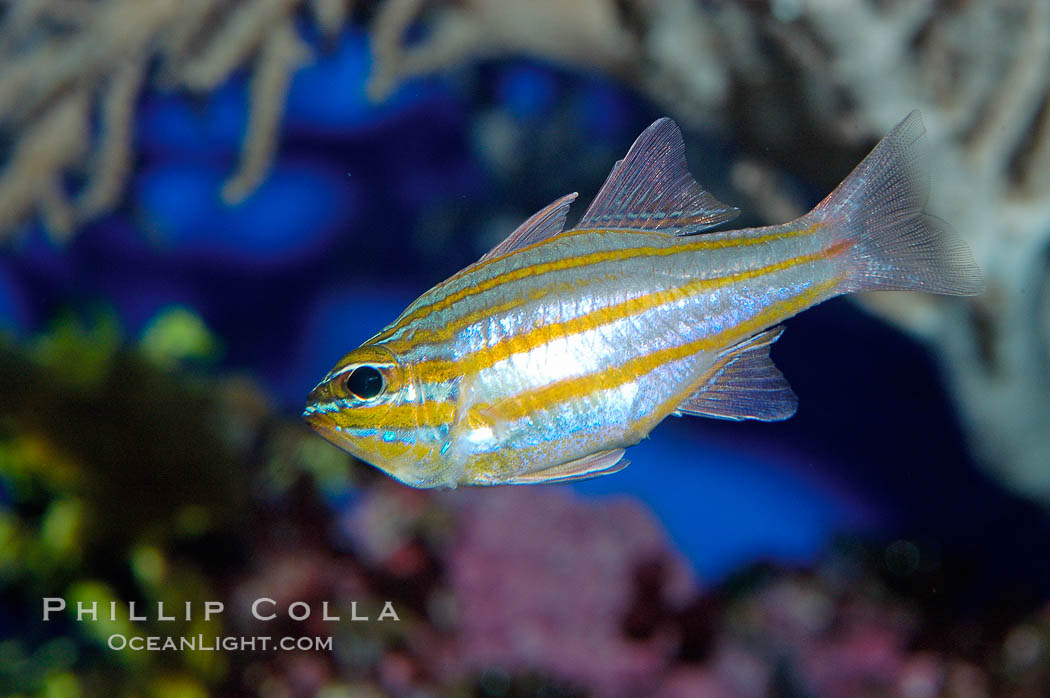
left=413, top=246, right=834, bottom=383
left=441, top=227, right=650, bottom=285
left=336, top=402, right=454, bottom=430
left=481, top=277, right=840, bottom=423
left=371, top=223, right=821, bottom=343
left=381, top=274, right=615, bottom=355
left=356, top=436, right=431, bottom=463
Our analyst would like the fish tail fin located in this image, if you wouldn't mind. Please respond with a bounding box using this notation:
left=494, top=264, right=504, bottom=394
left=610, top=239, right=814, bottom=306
left=809, top=110, right=984, bottom=296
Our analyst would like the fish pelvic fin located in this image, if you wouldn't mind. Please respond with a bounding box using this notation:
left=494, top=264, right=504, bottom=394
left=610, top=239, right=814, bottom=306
left=676, top=325, right=798, bottom=421
left=577, top=117, right=739, bottom=235
left=810, top=110, right=984, bottom=296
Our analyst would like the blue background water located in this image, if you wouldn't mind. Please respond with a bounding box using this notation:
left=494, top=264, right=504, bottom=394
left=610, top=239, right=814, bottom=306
left=4, top=27, right=1048, bottom=595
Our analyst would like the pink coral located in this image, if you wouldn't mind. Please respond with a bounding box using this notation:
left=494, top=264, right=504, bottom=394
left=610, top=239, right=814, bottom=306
left=437, top=486, right=695, bottom=696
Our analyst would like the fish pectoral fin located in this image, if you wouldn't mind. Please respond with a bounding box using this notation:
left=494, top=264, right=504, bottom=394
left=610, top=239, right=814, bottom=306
left=502, top=449, right=629, bottom=485
left=469, top=398, right=523, bottom=443
left=478, top=193, right=578, bottom=262
left=575, top=117, right=739, bottom=236
left=677, top=325, right=798, bottom=422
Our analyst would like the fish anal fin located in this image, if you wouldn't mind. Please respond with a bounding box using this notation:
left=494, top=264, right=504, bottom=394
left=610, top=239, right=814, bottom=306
left=479, top=193, right=578, bottom=262
left=577, top=117, right=739, bottom=236
left=677, top=326, right=798, bottom=422
left=502, top=449, right=629, bottom=485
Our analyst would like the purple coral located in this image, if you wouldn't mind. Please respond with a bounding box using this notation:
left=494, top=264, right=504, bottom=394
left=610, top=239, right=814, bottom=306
left=437, top=486, right=695, bottom=696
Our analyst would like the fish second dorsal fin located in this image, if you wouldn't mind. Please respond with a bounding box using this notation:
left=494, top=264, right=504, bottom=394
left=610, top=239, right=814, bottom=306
left=577, top=117, right=739, bottom=236
left=501, top=448, right=629, bottom=485
left=676, top=326, right=798, bottom=421
left=479, top=192, right=579, bottom=262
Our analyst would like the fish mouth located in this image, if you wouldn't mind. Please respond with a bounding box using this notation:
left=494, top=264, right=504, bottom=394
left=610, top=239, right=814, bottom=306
left=302, top=403, right=330, bottom=431
left=302, top=404, right=346, bottom=450
left=301, top=402, right=326, bottom=424
left=302, top=382, right=341, bottom=434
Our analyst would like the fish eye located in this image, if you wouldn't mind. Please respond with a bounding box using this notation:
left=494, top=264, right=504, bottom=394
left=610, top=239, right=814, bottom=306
left=345, top=365, right=384, bottom=400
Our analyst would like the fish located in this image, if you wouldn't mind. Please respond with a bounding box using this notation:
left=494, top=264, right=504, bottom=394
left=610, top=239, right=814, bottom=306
left=304, top=110, right=984, bottom=488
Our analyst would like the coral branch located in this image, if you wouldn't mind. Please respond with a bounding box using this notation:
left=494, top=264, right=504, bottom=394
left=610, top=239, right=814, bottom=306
left=0, top=90, right=88, bottom=240
left=178, top=0, right=302, bottom=92
left=309, top=0, right=350, bottom=40
left=367, top=0, right=436, bottom=101
left=965, top=0, right=1050, bottom=171
left=77, top=57, right=148, bottom=219
left=0, top=0, right=352, bottom=239
left=222, top=16, right=312, bottom=204
left=367, top=0, right=640, bottom=102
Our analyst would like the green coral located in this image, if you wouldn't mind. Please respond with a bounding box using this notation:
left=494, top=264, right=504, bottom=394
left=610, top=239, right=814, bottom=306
left=139, top=306, right=220, bottom=370
left=0, top=310, right=249, bottom=695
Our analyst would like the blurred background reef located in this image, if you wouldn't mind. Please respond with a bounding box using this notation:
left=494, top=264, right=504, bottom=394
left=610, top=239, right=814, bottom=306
left=2, top=0, right=1050, bottom=695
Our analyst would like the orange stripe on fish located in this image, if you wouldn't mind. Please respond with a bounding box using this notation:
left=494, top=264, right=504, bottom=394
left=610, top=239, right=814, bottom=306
left=475, top=278, right=840, bottom=424
left=412, top=241, right=836, bottom=383
left=370, top=223, right=824, bottom=344
left=377, top=274, right=613, bottom=355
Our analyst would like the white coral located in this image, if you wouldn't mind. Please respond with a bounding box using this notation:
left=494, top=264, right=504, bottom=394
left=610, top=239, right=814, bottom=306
left=763, top=0, right=1050, bottom=502
left=0, top=0, right=354, bottom=240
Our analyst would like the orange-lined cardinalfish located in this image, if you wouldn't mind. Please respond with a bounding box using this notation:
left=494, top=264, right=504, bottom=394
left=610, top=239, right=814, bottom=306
left=304, top=111, right=983, bottom=488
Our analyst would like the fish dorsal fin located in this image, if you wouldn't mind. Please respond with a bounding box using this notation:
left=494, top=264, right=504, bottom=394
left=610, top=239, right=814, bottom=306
left=577, top=117, right=739, bottom=236
left=676, top=326, right=798, bottom=421
left=502, top=449, right=629, bottom=485
left=479, top=192, right=578, bottom=263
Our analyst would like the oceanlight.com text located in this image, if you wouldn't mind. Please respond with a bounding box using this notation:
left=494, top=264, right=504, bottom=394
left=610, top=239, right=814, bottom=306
left=107, top=634, right=333, bottom=652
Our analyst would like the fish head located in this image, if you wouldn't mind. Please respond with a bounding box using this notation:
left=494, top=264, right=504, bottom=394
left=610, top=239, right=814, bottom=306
left=303, top=343, right=442, bottom=487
